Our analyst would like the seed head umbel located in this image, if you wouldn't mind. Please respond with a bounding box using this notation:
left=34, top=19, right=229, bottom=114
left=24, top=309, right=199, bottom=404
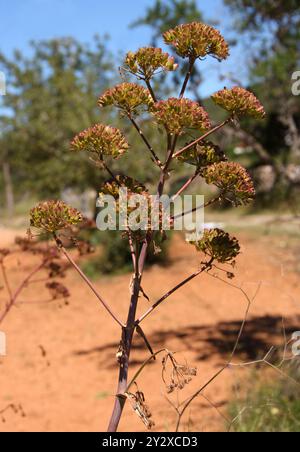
left=193, top=228, right=240, bottom=264
left=177, top=140, right=227, bottom=169
left=99, top=176, right=148, bottom=200
left=98, top=82, right=153, bottom=115
left=204, top=161, right=255, bottom=206
left=152, top=97, right=211, bottom=135
left=70, top=124, right=129, bottom=159
left=124, top=47, right=178, bottom=81
left=211, top=87, right=266, bottom=119
left=30, top=200, right=83, bottom=233
left=163, top=22, right=229, bottom=61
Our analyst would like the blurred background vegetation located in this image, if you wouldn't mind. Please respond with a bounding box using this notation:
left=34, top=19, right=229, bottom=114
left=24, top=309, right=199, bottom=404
left=229, top=360, right=300, bottom=432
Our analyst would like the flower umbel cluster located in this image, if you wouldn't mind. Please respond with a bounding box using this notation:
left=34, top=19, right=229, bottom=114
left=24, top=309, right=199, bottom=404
left=99, top=176, right=148, bottom=200
left=177, top=141, right=227, bottom=170
left=212, top=87, right=266, bottom=119
left=124, top=47, right=178, bottom=81
left=98, top=176, right=172, bottom=238
left=204, top=161, right=255, bottom=206
left=30, top=200, right=83, bottom=233
left=98, top=83, right=153, bottom=115
left=163, top=22, right=229, bottom=61
left=99, top=176, right=151, bottom=237
left=70, top=124, right=129, bottom=159
left=152, top=98, right=211, bottom=135
left=193, top=228, right=240, bottom=264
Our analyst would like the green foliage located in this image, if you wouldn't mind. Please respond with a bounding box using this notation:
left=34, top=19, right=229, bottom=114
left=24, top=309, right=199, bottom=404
left=0, top=36, right=114, bottom=197
left=224, top=0, right=300, bottom=32
left=229, top=364, right=300, bottom=432
left=82, top=231, right=169, bottom=277
left=203, top=0, right=300, bottom=197
left=224, top=0, right=300, bottom=199
left=131, top=0, right=203, bottom=43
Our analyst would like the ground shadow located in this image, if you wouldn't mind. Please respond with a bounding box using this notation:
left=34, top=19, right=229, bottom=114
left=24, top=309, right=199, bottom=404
left=73, top=314, right=300, bottom=369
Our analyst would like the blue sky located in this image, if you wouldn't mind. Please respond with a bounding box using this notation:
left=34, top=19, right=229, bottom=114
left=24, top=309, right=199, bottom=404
left=1, top=0, right=248, bottom=96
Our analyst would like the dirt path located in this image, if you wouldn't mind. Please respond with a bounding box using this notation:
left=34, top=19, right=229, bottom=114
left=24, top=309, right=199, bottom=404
left=0, top=227, right=299, bottom=432
left=0, top=227, right=19, bottom=247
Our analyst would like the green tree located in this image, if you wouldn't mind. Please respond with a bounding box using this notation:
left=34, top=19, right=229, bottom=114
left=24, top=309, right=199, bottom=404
left=0, top=36, right=113, bottom=205
left=0, top=36, right=164, bottom=216
left=131, top=0, right=202, bottom=44
left=224, top=0, right=300, bottom=203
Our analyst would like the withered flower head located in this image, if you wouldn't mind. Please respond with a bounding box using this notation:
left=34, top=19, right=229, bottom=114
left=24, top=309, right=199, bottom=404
left=204, top=161, right=255, bottom=206
left=0, top=248, right=10, bottom=263
left=177, top=141, right=227, bottom=169
left=193, top=228, right=240, bottom=264
left=163, top=22, right=229, bottom=61
left=124, top=47, right=178, bottom=80
left=76, top=240, right=94, bottom=257
left=162, top=351, right=197, bottom=394
left=30, top=200, right=83, bottom=233
left=70, top=124, right=129, bottom=159
left=151, top=98, right=211, bottom=135
left=46, top=281, right=70, bottom=300
left=46, top=261, right=67, bottom=279
left=211, top=87, right=265, bottom=119
left=98, top=83, right=153, bottom=115
left=126, top=385, right=155, bottom=430
left=15, top=236, right=33, bottom=252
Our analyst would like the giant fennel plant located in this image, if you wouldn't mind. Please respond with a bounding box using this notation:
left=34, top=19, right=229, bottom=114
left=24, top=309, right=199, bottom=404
left=30, top=22, right=265, bottom=432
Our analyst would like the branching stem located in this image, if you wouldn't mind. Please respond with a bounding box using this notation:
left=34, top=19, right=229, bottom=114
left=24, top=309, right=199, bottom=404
left=173, top=118, right=232, bottom=159
left=53, top=234, right=125, bottom=328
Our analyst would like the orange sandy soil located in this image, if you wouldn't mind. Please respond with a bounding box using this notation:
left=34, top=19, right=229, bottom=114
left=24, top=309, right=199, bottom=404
left=0, top=227, right=299, bottom=432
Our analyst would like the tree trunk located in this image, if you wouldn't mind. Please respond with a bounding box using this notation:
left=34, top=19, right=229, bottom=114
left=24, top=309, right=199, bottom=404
left=2, top=161, right=14, bottom=218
